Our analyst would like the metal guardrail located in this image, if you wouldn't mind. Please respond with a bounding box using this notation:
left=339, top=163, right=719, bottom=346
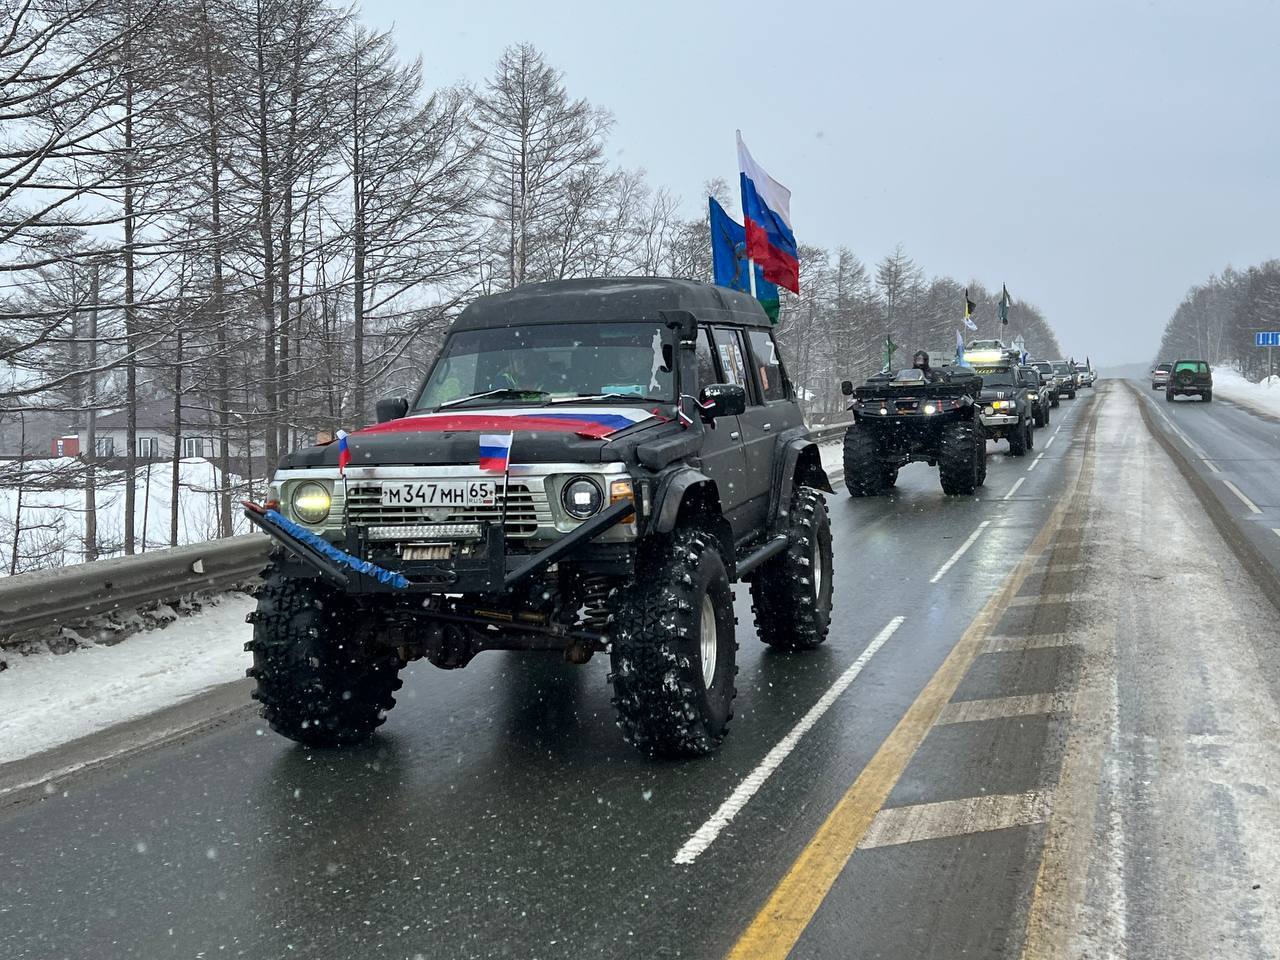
left=0, top=427, right=853, bottom=643
left=0, top=535, right=271, bottom=644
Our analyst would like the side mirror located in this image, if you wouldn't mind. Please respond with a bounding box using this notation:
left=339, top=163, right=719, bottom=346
left=698, top=382, right=747, bottom=420
left=841, top=380, right=854, bottom=396
left=376, top=397, right=409, bottom=424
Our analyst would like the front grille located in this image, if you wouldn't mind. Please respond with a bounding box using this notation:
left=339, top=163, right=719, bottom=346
left=344, top=482, right=544, bottom=537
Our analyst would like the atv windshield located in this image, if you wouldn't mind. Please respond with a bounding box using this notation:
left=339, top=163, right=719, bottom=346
left=415, top=322, right=674, bottom=410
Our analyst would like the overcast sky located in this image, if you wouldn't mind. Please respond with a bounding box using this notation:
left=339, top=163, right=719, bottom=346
left=362, top=0, right=1280, bottom=365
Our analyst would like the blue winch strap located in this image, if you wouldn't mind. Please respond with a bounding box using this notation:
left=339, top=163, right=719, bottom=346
left=263, top=509, right=410, bottom=590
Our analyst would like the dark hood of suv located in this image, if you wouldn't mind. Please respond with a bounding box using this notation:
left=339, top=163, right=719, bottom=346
left=279, top=411, right=676, bottom=470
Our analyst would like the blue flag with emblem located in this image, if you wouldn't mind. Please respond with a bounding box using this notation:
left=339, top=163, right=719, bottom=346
left=709, top=197, right=780, bottom=322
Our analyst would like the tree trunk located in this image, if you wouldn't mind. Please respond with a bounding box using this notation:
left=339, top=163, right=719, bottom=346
left=123, top=39, right=138, bottom=556
left=84, top=267, right=99, bottom=562
left=350, top=42, right=366, bottom=423
left=255, top=0, right=279, bottom=467
left=170, top=324, right=183, bottom=548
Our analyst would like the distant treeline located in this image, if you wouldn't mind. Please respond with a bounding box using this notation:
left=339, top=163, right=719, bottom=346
left=1156, top=260, right=1280, bottom=377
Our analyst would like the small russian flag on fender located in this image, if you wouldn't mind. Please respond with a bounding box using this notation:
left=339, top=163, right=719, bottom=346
left=478, top=432, right=514, bottom=473
left=336, top=430, right=350, bottom=475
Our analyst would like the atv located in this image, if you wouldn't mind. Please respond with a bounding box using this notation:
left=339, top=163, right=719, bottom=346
left=839, top=366, right=987, bottom=497
left=241, top=278, right=833, bottom=758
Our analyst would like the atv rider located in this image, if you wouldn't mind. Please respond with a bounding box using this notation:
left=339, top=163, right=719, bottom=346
left=913, top=350, right=944, bottom=382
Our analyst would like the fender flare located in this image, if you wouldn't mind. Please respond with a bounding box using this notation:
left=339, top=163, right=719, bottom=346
left=769, top=437, right=833, bottom=531
left=649, top=468, right=736, bottom=572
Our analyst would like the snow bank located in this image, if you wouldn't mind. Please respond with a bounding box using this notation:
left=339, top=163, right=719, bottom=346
left=0, top=457, right=252, bottom=576
left=0, top=592, right=255, bottom=765
left=1210, top=367, right=1280, bottom=418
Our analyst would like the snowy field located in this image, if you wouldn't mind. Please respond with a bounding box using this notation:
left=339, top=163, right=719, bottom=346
left=0, top=457, right=252, bottom=575
left=1209, top=366, right=1280, bottom=418
left=0, top=592, right=255, bottom=765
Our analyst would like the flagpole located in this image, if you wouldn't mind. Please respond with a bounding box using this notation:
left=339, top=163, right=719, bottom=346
left=748, top=257, right=758, bottom=297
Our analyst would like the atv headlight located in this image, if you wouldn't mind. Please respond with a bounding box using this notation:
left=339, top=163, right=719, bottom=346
left=923, top=403, right=937, bottom=415
left=561, top=477, right=603, bottom=520
left=290, top=480, right=331, bottom=524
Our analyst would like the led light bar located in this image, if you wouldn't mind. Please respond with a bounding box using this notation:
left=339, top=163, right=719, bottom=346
left=366, top=523, right=483, bottom=541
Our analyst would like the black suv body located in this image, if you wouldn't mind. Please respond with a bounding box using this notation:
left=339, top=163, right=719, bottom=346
left=840, top=365, right=987, bottom=496
left=1020, top=365, right=1053, bottom=427
left=1030, top=360, right=1061, bottom=408
left=243, top=278, right=833, bottom=757
left=1166, top=359, right=1212, bottom=402
left=974, top=363, right=1035, bottom=455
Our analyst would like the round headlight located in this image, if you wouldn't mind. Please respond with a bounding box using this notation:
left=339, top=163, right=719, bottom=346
left=561, top=477, right=603, bottom=520
left=291, top=480, right=331, bottom=524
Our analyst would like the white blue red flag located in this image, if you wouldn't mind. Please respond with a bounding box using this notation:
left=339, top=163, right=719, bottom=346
left=737, top=131, right=799, bottom=294
left=478, top=433, right=514, bottom=474
left=336, top=429, right=350, bottom=475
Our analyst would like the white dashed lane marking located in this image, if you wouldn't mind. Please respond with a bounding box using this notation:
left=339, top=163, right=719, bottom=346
left=1004, top=477, right=1026, bottom=500
left=672, top=617, right=905, bottom=865
left=929, top=522, right=990, bottom=584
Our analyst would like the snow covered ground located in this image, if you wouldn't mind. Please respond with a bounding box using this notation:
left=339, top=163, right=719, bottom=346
left=0, top=592, right=255, bottom=765
left=1210, top=366, right=1280, bottom=418
left=0, top=457, right=252, bottom=575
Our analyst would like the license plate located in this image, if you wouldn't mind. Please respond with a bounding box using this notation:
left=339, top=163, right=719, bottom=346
left=380, top=480, right=495, bottom=508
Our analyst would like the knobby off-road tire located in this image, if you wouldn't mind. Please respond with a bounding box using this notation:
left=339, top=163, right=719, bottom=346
left=607, top=527, right=737, bottom=757
left=882, top=465, right=899, bottom=489
left=843, top=424, right=886, bottom=497
left=976, top=427, right=988, bottom=488
left=1034, top=404, right=1048, bottom=428
left=751, top=486, right=833, bottom=651
left=246, top=562, right=402, bottom=747
left=1008, top=418, right=1029, bottom=457
left=939, top=421, right=982, bottom=495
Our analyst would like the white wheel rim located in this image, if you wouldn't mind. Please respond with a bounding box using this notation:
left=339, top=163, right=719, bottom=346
left=699, top=595, right=717, bottom=689
left=813, top=537, right=825, bottom=600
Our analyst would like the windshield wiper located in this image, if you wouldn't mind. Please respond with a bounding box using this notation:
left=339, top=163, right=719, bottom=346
left=550, top=392, right=666, bottom=404
left=438, top=388, right=551, bottom=409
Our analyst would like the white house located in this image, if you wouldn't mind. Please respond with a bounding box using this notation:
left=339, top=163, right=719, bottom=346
left=80, top=399, right=267, bottom=464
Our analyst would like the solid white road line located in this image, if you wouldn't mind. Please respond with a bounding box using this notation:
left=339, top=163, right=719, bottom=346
left=929, top=521, right=991, bottom=584
left=1027, top=453, right=1044, bottom=472
left=1221, top=479, right=1262, bottom=514
left=858, top=791, right=1053, bottom=850
left=1004, top=477, right=1026, bottom=500
left=671, top=616, right=906, bottom=866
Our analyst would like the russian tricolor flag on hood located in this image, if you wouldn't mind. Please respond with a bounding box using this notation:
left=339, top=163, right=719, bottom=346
left=737, top=131, right=799, bottom=294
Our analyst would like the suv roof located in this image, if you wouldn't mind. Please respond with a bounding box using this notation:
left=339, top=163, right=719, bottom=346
left=452, top=277, right=771, bottom=332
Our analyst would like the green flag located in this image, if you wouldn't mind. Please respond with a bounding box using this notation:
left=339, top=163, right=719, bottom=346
left=882, top=334, right=898, bottom=372
left=998, top=284, right=1011, bottom=326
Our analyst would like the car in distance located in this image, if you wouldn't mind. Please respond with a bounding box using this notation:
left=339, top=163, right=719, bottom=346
left=1166, top=359, right=1212, bottom=402
left=1151, top=361, right=1173, bottom=390
left=1020, top=365, right=1053, bottom=427
left=1030, top=360, right=1061, bottom=408
left=1051, top=360, right=1077, bottom=399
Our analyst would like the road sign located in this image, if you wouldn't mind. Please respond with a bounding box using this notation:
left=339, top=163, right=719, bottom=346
left=1255, top=332, right=1280, bottom=347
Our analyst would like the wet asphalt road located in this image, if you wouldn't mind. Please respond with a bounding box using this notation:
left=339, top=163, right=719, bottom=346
left=4, top=383, right=1274, bottom=959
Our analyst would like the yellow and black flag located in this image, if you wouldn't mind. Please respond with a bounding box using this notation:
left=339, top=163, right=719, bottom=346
left=963, top=289, right=978, bottom=331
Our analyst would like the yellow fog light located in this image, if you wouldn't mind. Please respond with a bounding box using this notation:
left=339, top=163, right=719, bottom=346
left=291, top=480, right=332, bottom=524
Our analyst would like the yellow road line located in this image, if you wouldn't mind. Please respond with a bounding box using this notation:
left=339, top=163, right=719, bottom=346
left=726, top=493, right=1071, bottom=960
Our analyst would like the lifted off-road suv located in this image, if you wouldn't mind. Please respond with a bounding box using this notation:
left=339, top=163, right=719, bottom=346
left=840, top=365, right=987, bottom=496
left=1166, top=359, right=1212, bottom=402
left=243, top=278, right=833, bottom=758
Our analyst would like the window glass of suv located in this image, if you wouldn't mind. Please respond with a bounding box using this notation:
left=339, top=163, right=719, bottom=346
left=415, top=322, right=673, bottom=409
left=711, top=328, right=751, bottom=396
left=696, top=328, right=719, bottom=388
left=746, top=329, right=787, bottom=402
left=1174, top=361, right=1209, bottom=374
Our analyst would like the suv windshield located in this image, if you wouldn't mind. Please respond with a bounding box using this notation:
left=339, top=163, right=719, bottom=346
left=1156, top=363, right=1173, bottom=372
left=1032, top=362, right=1053, bottom=375
left=977, top=369, right=1017, bottom=387
left=1052, top=362, right=1071, bottom=374
left=415, top=322, right=673, bottom=410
